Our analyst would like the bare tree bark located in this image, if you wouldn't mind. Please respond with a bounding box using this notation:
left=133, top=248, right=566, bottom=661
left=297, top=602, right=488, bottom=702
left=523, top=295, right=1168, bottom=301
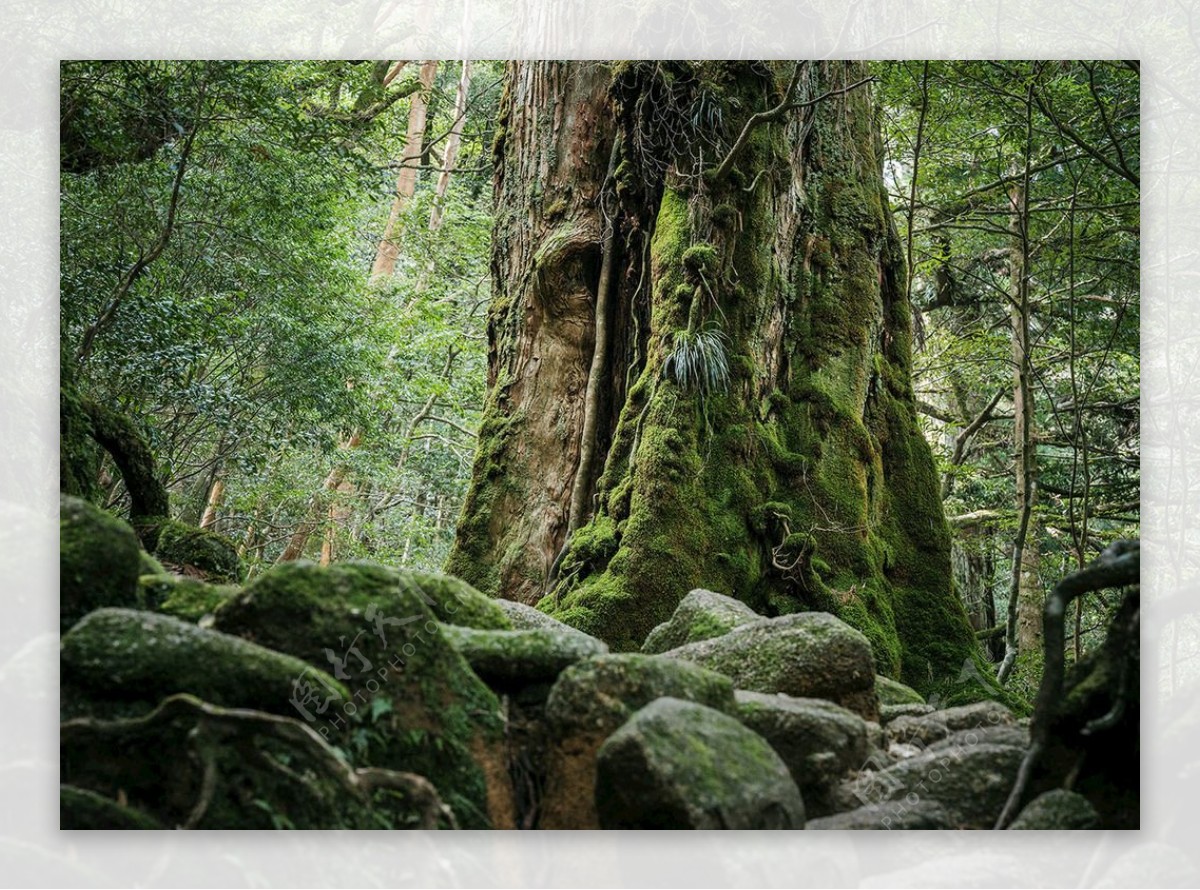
left=199, top=477, right=225, bottom=529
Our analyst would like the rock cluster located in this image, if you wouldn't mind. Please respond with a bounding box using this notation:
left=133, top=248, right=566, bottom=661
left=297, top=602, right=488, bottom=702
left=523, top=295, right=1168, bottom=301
left=60, top=505, right=1091, bottom=831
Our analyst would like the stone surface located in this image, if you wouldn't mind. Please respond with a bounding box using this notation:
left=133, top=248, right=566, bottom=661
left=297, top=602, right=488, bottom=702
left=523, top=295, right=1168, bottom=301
left=807, top=799, right=953, bottom=830
left=663, top=612, right=878, bottom=719
left=440, top=624, right=608, bottom=686
left=640, top=588, right=760, bottom=654
left=540, top=653, right=736, bottom=828
left=595, top=697, right=805, bottom=829
left=733, top=690, right=868, bottom=817
left=839, top=742, right=1024, bottom=829
left=1009, top=789, right=1099, bottom=829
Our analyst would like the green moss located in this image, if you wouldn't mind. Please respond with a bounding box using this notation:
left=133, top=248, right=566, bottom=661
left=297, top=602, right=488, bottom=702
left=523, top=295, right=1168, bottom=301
left=138, top=572, right=236, bottom=622
left=681, top=242, right=720, bottom=277
left=61, top=607, right=348, bottom=718
left=212, top=561, right=506, bottom=827
left=60, top=494, right=143, bottom=633
left=137, top=549, right=165, bottom=576
left=140, top=518, right=243, bottom=583
left=395, top=568, right=512, bottom=630
left=875, top=673, right=925, bottom=706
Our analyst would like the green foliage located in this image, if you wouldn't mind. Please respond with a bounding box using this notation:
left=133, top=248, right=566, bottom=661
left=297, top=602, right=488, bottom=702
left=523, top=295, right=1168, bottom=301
left=662, top=326, right=731, bottom=397
left=61, top=60, right=502, bottom=573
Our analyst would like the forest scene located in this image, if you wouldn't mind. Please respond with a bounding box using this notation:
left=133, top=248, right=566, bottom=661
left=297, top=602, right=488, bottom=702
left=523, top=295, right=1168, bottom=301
left=59, top=59, right=1139, bottom=830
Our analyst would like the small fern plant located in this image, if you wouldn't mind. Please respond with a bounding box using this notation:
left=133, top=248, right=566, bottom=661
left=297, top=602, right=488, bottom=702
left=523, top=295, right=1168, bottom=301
left=663, top=325, right=731, bottom=397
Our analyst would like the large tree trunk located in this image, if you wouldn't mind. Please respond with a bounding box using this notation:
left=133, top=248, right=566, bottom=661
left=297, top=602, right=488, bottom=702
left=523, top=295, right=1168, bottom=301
left=448, top=61, right=978, bottom=686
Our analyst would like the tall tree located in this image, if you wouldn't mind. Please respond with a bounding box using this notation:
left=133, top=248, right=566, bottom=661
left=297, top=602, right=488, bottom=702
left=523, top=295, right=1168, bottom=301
left=371, top=60, right=439, bottom=280
left=448, top=61, right=979, bottom=690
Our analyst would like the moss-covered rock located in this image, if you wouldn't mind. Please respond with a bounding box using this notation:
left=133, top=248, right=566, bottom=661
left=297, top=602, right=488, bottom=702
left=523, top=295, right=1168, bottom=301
left=137, top=572, right=237, bottom=622
left=61, top=607, right=347, bottom=718
left=137, top=549, right=166, bottom=577
left=1009, top=789, right=1099, bottom=830
left=395, top=568, right=511, bottom=629
left=663, top=612, right=879, bottom=720
left=640, top=588, right=761, bottom=654
left=440, top=625, right=607, bottom=688
left=60, top=495, right=142, bottom=633
left=540, top=653, right=737, bottom=828
left=733, top=691, right=868, bottom=817
left=875, top=673, right=925, bottom=706
left=62, top=694, right=455, bottom=829
left=211, top=561, right=513, bottom=829
left=60, top=784, right=163, bottom=829
left=140, top=518, right=243, bottom=583
left=595, top=697, right=805, bottom=829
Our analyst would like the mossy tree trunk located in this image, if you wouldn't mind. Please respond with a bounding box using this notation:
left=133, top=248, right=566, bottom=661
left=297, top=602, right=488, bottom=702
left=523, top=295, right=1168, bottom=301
left=449, top=61, right=979, bottom=690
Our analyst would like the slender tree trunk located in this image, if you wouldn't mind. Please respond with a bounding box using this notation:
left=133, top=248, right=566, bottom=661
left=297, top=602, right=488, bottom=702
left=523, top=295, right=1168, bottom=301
left=449, top=62, right=977, bottom=683
left=199, top=476, right=225, bottom=529
left=429, top=61, right=471, bottom=231
left=999, top=89, right=1040, bottom=682
left=371, top=60, right=438, bottom=281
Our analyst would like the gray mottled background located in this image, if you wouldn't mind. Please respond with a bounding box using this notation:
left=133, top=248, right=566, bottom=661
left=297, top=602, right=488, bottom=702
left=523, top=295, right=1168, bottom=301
left=0, top=0, right=1189, bottom=885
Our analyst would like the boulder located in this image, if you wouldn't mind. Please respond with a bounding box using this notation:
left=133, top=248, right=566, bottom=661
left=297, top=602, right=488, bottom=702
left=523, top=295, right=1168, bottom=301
left=886, top=700, right=1016, bottom=747
left=663, top=612, right=878, bottom=720
left=211, top=560, right=514, bottom=828
left=540, top=653, right=736, bottom=828
left=733, top=691, right=868, bottom=817
left=640, top=588, right=760, bottom=654
left=440, top=624, right=608, bottom=687
left=840, top=742, right=1024, bottom=828
left=807, top=799, right=953, bottom=830
left=61, top=607, right=346, bottom=718
left=395, top=568, right=512, bottom=630
left=875, top=674, right=925, bottom=706
left=880, top=703, right=934, bottom=724
left=495, top=598, right=589, bottom=635
left=595, top=698, right=805, bottom=829
left=1009, top=789, right=1099, bottom=829
left=139, top=517, right=243, bottom=583
left=925, top=724, right=1030, bottom=754
left=138, top=572, right=237, bottom=622
left=60, top=495, right=142, bottom=632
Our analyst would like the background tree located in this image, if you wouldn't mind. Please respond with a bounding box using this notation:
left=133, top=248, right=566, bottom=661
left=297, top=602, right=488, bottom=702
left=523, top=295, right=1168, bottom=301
left=878, top=60, right=1139, bottom=694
